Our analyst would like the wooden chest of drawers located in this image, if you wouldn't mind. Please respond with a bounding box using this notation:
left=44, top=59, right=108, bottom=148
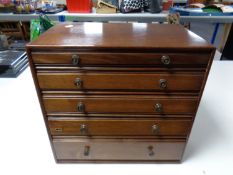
left=26, top=22, right=215, bottom=163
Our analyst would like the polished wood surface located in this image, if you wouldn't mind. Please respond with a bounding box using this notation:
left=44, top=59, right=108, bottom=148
left=49, top=118, right=192, bottom=136
left=53, top=138, right=186, bottom=161
left=47, top=113, right=194, bottom=118
left=28, top=23, right=213, bottom=50
left=26, top=22, right=215, bottom=163
left=37, top=72, right=204, bottom=91
left=43, top=95, right=198, bottom=114
left=32, top=52, right=210, bottom=67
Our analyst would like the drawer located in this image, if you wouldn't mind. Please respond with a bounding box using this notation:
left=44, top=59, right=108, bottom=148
left=53, top=138, right=186, bottom=161
left=31, top=52, right=210, bottom=67
left=48, top=118, right=192, bottom=136
left=37, top=72, right=204, bottom=91
left=43, top=95, right=198, bottom=114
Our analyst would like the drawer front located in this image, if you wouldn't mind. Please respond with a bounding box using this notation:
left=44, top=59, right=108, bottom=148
left=49, top=119, right=192, bottom=136
left=43, top=96, right=198, bottom=114
left=32, top=52, right=210, bottom=67
left=37, top=72, right=204, bottom=91
left=53, top=139, right=186, bottom=161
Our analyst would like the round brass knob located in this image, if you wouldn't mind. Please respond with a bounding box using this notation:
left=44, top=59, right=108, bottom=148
left=155, top=103, right=162, bottom=112
left=152, top=124, right=159, bottom=134
left=80, top=124, right=88, bottom=134
left=77, top=102, right=85, bottom=112
left=161, top=55, right=170, bottom=65
left=71, top=54, right=80, bottom=65
left=74, top=78, right=82, bottom=88
left=159, top=79, right=167, bottom=89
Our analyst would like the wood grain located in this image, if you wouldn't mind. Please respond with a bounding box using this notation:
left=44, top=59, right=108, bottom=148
left=43, top=95, right=198, bottom=114
left=48, top=118, right=192, bottom=136
left=37, top=72, right=204, bottom=91
left=32, top=52, right=210, bottom=67
left=53, top=138, right=186, bottom=161
left=26, top=22, right=215, bottom=163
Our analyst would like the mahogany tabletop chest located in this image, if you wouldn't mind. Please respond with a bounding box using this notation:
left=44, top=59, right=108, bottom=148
left=26, top=22, right=215, bottom=163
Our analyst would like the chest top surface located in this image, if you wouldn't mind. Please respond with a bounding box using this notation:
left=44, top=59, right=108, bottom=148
left=27, top=22, right=213, bottom=51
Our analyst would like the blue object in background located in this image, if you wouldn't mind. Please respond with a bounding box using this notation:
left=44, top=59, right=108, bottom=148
left=58, top=15, right=65, bottom=22
left=170, top=7, right=233, bottom=16
left=211, top=23, right=219, bottom=44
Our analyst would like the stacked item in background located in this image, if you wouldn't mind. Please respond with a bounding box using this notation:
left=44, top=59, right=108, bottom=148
left=0, top=50, right=28, bottom=77
left=66, top=0, right=164, bottom=13
left=66, top=0, right=92, bottom=13
left=0, top=0, right=65, bottom=14
left=170, top=3, right=233, bottom=16
left=0, top=32, right=28, bottom=78
left=0, top=0, right=36, bottom=13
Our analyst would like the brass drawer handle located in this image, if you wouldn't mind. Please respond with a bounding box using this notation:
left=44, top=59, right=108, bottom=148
left=74, top=78, right=82, bottom=88
left=152, top=124, right=159, bottom=134
left=54, top=128, right=63, bottom=132
left=80, top=124, right=88, bottom=134
left=148, top=145, right=155, bottom=156
left=155, top=103, right=162, bottom=112
left=159, top=79, right=167, bottom=89
left=77, top=102, right=85, bottom=112
left=84, top=145, right=90, bottom=156
left=71, top=54, right=80, bottom=65
left=161, top=55, right=170, bottom=65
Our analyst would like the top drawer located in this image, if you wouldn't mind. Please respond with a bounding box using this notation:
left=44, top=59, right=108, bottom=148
left=31, top=52, right=210, bottom=67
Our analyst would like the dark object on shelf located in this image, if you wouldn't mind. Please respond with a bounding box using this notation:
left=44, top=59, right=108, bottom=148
left=148, top=0, right=162, bottom=13
left=0, top=50, right=28, bottom=77
left=0, top=3, right=15, bottom=13
left=13, top=11, right=34, bottom=14
left=101, top=0, right=119, bottom=8
left=35, top=7, right=64, bottom=14
left=13, top=1, right=35, bottom=14
left=120, top=0, right=142, bottom=13
left=56, top=4, right=67, bottom=10
left=221, top=23, right=233, bottom=60
left=120, top=0, right=161, bottom=13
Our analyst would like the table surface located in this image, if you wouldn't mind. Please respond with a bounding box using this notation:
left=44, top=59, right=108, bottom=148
left=1, top=11, right=233, bottom=23
left=0, top=61, right=233, bottom=175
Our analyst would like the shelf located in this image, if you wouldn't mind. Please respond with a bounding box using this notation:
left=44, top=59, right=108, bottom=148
left=1, top=11, right=233, bottom=23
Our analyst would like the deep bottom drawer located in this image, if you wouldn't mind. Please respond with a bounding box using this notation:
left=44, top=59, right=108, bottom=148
left=53, top=139, right=186, bottom=161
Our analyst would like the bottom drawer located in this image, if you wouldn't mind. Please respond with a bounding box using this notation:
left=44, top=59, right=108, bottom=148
left=53, top=139, right=186, bottom=162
